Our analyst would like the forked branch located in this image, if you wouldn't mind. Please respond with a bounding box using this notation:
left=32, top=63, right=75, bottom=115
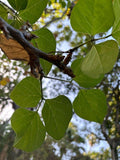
left=0, top=17, right=75, bottom=78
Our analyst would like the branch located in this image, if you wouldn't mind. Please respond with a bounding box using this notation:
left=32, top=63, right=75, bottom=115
left=0, top=17, right=75, bottom=78
left=101, top=105, right=112, bottom=145
left=101, top=105, right=120, bottom=160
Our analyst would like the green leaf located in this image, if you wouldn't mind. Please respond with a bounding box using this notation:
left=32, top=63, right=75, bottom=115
left=73, top=89, right=107, bottom=123
left=8, top=19, right=23, bottom=29
left=10, top=77, right=41, bottom=108
left=81, top=40, right=119, bottom=78
left=71, top=58, right=104, bottom=88
left=32, top=28, right=56, bottom=75
left=32, top=28, right=56, bottom=53
left=8, top=0, right=28, bottom=11
left=11, top=108, right=46, bottom=152
left=42, top=95, right=72, bottom=140
left=0, top=5, right=8, bottom=20
left=19, top=0, right=48, bottom=24
left=70, top=0, right=114, bottom=35
left=112, top=0, right=120, bottom=44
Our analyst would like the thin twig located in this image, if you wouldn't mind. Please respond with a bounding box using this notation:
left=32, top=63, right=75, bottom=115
left=36, top=99, right=44, bottom=112
left=50, top=34, right=112, bottom=54
left=40, top=78, right=43, bottom=99
left=44, top=75, right=81, bottom=89
left=44, top=75, right=72, bottom=83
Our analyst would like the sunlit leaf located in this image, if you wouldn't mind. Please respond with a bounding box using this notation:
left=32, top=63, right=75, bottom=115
left=81, top=40, right=119, bottom=78
left=71, top=58, right=104, bottom=88
left=10, top=77, right=41, bottom=108
left=73, top=89, right=107, bottom=123
left=20, top=0, right=48, bottom=24
left=42, top=95, right=72, bottom=140
left=70, top=0, right=114, bottom=35
left=11, top=108, right=46, bottom=152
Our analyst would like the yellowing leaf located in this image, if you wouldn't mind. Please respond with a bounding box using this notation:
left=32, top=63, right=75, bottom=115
left=0, top=77, right=10, bottom=86
left=108, top=101, right=113, bottom=106
left=66, top=8, right=70, bottom=16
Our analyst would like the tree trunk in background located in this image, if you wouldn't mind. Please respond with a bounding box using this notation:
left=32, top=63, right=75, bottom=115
left=0, top=145, right=8, bottom=160
left=111, top=148, right=118, bottom=160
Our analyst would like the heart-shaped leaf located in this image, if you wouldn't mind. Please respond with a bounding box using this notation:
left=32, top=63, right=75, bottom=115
left=20, top=0, right=48, bottom=24
left=10, top=77, right=41, bottom=108
left=81, top=40, right=119, bottom=78
left=11, top=108, right=46, bottom=152
left=71, top=58, right=104, bottom=88
left=42, top=95, right=72, bottom=140
left=73, top=89, right=107, bottom=123
left=70, top=0, right=114, bottom=35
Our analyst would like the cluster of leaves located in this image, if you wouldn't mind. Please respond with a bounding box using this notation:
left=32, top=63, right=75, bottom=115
left=0, top=121, right=92, bottom=160
left=0, top=0, right=120, bottom=153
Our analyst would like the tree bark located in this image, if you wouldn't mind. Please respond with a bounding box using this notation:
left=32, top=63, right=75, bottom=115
left=0, top=17, right=75, bottom=78
left=110, top=144, right=118, bottom=160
